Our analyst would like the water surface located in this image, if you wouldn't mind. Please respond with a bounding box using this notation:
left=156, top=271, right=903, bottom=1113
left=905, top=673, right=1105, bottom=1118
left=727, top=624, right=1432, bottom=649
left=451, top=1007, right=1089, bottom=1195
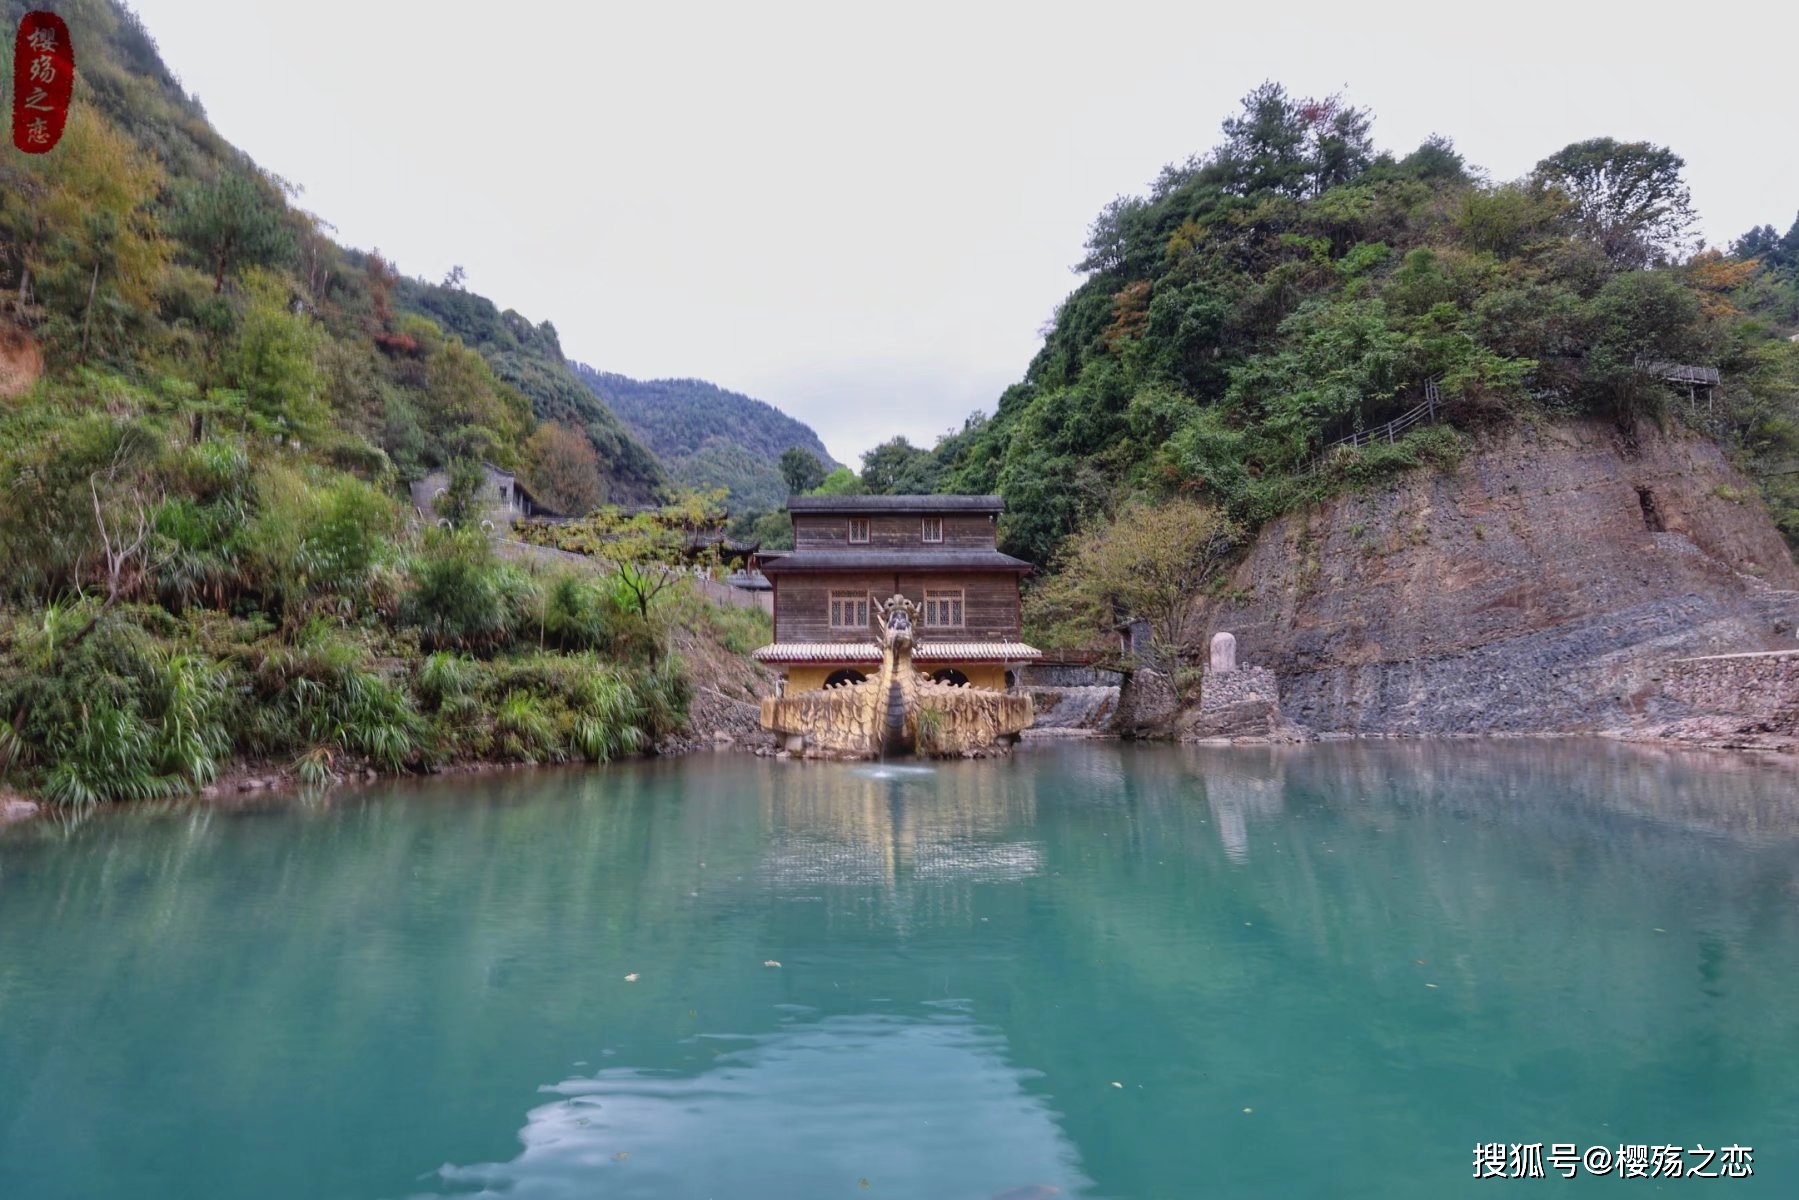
left=2, top=741, right=1796, bottom=1197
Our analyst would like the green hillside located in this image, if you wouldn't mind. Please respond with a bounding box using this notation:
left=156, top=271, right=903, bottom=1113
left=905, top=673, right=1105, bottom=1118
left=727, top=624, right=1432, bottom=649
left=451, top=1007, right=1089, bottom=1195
left=891, top=84, right=1799, bottom=572
left=398, top=280, right=664, bottom=504
left=572, top=363, right=838, bottom=512
left=0, top=0, right=759, bottom=807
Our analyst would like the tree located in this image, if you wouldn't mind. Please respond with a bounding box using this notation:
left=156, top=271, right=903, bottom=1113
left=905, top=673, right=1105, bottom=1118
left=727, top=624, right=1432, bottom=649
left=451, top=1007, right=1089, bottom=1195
left=859, top=436, right=940, bottom=494
left=1213, top=82, right=1374, bottom=199
left=172, top=170, right=296, bottom=293
left=1731, top=214, right=1799, bottom=274
left=1531, top=138, right=1699, bottom=268
left=520, top=489, right=730, bottom=623
left=1024, top=499, right=1242, bottom=670
left=435, top=459, right=488, bottom=529
left=1582, top=269, right=1706, bottom=426
left=219, top=268, right=325, bottom=439
left=779, top=446, right=826, bottom=494
left=813, top=466, right=865, bottom=496
left=1, top=106, right=169, bottom=362
left=523, top=423, right=603, bottom=516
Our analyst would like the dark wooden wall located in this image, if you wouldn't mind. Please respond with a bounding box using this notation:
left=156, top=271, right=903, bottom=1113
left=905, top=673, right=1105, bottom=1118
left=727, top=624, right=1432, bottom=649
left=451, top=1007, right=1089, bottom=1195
left=792, top=513, right=998, bottom=550
left=774, top=571, right=1021, bottom=642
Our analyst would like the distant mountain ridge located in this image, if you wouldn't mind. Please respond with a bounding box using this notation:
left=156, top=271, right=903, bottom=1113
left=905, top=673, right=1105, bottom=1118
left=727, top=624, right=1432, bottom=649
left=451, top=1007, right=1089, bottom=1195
left=570, top=363, right=837, bottom=512
left=396, top=280, right=666, bottom=504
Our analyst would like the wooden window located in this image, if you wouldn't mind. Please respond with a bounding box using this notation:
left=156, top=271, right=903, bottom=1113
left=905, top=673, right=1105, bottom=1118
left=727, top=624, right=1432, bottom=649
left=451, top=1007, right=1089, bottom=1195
left=922, top=516, right=943, bottom=543
left=829, top=590, right=870, bottom=630
left=923, top=589, right=964, bottom=628
left=848, top=517, right=870, bottom=543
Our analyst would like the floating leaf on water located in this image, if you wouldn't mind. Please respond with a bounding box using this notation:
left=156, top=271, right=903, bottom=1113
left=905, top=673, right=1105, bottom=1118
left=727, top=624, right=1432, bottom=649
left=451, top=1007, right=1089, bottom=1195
left=612, top=1151, right=629, bottom=1162
left=764, top=960, right=782, bottom=968
left=1110, top=1081, right=1123, bottom=1088
left=1242, top=1107, right=1253, bottom=1114
left=687, top=1009, right=698, bottom=1018
left=859, top=1177, right=871, bottom=1190
left=1425, top=983, right=1438, bottom=989
left=624, top=973, right=639, bottom=982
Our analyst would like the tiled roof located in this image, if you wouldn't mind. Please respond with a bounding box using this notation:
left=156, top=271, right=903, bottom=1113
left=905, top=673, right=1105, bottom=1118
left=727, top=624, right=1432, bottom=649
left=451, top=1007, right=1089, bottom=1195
left=751, top=642, right=1042, bottom=664
left=915, top=642, right=1042, bottom=662
left=785, top=495, right=1004, bottom=514
left=758, top=549, right=1032, bottom=573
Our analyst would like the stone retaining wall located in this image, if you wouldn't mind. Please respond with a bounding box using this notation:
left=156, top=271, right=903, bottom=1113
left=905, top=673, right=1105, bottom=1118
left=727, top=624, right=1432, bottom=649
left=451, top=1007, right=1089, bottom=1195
left=1019, top=663, right=1125, bottom=688
left=1663, top=650, right=1799, bottom=718
left=1201, top=666, right=1279, bottom=713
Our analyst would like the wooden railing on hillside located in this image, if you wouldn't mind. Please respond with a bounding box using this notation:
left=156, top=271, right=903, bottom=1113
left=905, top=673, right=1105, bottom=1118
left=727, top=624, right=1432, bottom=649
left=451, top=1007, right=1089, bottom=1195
left=1298, top=379, right=1444, bottom=476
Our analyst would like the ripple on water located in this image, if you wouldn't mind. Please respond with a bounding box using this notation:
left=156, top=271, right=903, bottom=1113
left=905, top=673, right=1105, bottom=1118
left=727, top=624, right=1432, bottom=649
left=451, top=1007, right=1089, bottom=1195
left=849, top=764, right=938, bottom=780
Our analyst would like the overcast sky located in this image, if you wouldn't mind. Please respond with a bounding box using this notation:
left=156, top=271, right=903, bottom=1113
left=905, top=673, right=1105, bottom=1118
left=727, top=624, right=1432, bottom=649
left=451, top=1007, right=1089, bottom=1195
left=128, top=0, right=1799, bottom=467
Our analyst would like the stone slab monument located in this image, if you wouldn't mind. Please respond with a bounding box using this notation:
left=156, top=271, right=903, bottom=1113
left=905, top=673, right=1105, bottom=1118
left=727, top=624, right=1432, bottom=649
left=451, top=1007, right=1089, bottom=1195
left=1210, top=631, right=1237, bottom=674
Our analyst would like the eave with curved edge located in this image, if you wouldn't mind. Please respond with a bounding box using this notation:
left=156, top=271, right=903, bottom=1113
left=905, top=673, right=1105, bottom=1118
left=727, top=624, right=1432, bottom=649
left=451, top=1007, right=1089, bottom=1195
left=756, top=549, right=1033, bottom=574
left=752, top=641, right=1042, bottom=665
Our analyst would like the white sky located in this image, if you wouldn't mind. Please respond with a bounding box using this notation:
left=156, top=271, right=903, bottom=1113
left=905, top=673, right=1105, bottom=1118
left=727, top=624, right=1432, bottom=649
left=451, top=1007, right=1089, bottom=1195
left=126, top=0, right=1799, bottom=467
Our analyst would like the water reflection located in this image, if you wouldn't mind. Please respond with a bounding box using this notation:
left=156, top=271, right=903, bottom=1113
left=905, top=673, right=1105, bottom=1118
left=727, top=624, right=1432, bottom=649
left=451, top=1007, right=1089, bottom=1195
left=754, top=764, right=1046, bottom=932
left=424, top=1011, right=1089, bottom=1200
left=3, top=743, right=1798, bottom=1199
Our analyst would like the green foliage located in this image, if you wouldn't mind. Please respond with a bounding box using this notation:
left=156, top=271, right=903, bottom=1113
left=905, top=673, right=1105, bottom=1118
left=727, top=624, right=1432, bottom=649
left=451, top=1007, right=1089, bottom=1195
left=884, top=85, right=1763, bottom=569
left=859, top=437, right=942, bottom=494
left=1530, top=138, right=1699, bottom=269
left=217, top=268, right=325, bottom=438
left=0, top=1, right=755, bottom=805
left=516, top=490, right=731, bottom=620
left=780, top=446, right=828, bottom=494
left=0, top=606, right=230, bottom=806
left=400, top=528, right=510, bottom=651
left=401, top=287, right=666, bottom=504
left=813, top=466, right=865, bottom=496
left=169, top=169, right=296, bottom=292
left=1024, top=499, right=1242, bottom=666
left=434, top=459, right=488, bottom=529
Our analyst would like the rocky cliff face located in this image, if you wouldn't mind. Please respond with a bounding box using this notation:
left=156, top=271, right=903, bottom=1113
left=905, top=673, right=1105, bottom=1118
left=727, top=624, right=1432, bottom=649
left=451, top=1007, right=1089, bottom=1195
left=1195, top=420, right=1799, bottom=735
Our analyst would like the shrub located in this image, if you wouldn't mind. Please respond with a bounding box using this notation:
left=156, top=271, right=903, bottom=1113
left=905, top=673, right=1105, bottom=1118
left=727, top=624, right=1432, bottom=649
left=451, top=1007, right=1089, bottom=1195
left=399, top=528, right=509, bottom=651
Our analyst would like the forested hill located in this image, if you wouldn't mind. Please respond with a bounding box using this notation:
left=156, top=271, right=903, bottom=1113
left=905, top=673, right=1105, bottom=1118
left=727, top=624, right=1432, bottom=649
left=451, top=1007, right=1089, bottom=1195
left=889, top=84, right=1799, bottom=568
left=0, top=0, right=755, bottom=807
left=396, top=280, right=664, bottom=504
left=571, top=363, right=839, bottom=512
left=0, top=0, right=664, bottom=511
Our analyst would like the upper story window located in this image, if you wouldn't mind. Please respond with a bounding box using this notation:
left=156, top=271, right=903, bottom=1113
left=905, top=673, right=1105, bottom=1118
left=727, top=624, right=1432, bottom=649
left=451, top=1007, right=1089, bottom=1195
left=848, top=517, right=870, bottom=544
left=830, top=590, right=870, bottom=630
left=922, top=517, right=943, bottom=543
left=924, top=589, right=964, bottom=628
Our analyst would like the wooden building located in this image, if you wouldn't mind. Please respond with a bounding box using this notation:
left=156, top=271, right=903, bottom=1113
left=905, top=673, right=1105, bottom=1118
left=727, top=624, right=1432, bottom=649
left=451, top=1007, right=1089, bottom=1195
left=751, top=495, right=1041, bottom=692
